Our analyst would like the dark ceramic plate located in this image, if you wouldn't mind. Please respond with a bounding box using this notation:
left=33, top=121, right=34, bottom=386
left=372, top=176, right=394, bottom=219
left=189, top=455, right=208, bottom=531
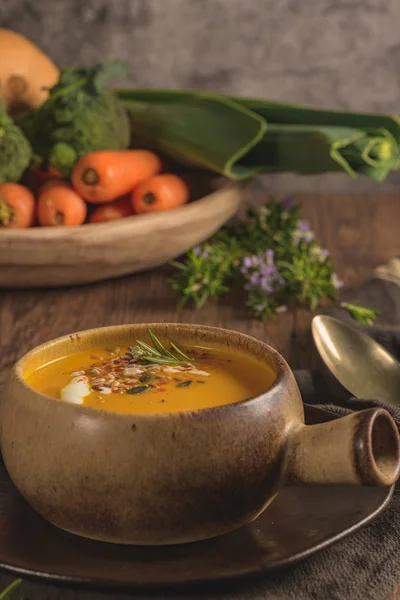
left=0, top=405, right=393, bottom=592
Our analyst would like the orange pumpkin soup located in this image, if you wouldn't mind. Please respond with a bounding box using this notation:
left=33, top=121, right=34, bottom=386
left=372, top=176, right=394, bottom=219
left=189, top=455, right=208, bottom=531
left=25, top=333, right=275, bottom=414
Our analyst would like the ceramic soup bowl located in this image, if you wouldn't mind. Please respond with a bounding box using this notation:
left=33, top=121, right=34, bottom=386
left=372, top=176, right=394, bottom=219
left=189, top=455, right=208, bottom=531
left=1, top=323, right=399, bottom=546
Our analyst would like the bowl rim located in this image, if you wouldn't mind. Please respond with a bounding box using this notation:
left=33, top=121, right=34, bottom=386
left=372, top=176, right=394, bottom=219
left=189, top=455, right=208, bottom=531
left=12, top=323, right=290, bottom=421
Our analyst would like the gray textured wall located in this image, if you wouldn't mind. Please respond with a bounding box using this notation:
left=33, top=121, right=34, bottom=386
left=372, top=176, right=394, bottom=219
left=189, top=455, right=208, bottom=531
left=2, top=0, right=400, bottom=192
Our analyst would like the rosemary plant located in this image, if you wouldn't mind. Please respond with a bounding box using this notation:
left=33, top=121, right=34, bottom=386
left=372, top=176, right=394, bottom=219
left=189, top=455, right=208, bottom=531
left=170, top=198, right=377, bottom=325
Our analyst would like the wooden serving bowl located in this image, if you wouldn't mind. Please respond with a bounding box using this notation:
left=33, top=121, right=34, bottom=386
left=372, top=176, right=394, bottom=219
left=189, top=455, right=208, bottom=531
left=0, top=179, right=243, bottom=288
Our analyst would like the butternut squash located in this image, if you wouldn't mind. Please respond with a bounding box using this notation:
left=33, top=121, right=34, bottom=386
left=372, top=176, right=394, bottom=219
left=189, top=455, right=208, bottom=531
left=0, top=29, right=59, bottom=116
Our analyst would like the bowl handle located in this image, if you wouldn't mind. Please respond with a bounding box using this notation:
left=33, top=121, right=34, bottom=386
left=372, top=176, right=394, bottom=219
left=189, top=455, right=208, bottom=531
left=285, top=408, right=400, bottom=486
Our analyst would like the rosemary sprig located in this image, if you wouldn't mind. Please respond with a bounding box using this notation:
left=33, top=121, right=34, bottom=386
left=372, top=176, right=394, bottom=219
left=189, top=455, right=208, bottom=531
left=340, top=302, right=380, bottom=326
left=132, top=330, right=191, bottom=366
left=0, top=579, right=22, bottom=600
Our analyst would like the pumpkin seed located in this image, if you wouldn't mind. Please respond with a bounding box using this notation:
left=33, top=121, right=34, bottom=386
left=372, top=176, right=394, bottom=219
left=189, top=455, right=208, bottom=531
left=139, top=373, right=157, bottom=383
left=127, top=385, right=151, bottom=395
left=176, top=380, right=192, bottom=388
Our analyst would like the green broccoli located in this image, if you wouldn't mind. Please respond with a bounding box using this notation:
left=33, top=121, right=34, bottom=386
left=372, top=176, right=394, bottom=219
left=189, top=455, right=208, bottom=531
left=21, top=62, right=131, bottom=176
left=0, top=100, right=32, bottom=183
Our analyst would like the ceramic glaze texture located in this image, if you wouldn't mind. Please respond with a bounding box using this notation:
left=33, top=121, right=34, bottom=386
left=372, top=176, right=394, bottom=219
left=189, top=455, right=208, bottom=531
left=1, top=324, right=399, bottom=545
left=0, top=325, right=302, bottom=544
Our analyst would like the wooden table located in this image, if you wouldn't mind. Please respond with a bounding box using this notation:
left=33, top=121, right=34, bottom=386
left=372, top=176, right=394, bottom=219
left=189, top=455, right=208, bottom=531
left=0, top=192, right=399, bottom=599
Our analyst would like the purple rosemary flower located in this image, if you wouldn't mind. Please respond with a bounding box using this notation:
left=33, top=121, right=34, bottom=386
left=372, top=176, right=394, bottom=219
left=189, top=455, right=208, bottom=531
left=243, top=252, right=284, bottom=295
left=298, top=219, right=310, bottom=232
left=331, top=273, right=344, bottom=290
left=304, top=231, right=314, bottom=243
left=292, top=231, right=302, bottom=245
left=243, top=256, right=253, bottom=268
left=250, top=272, right=261, bottom=286
left=282, top=197, right=294, bottom=212
left=265, top=249, right=274, bottom=264
left=260, top=277, right=274, bottom=293
left=261, top=264, right=276, bottom=277
left=319, top=248, right=330, bottom=260
left=193, top=246, right=209, bottom=259
left=311, top=246, right=330, bottom=262
left=292, top=219, right=315, bottom=244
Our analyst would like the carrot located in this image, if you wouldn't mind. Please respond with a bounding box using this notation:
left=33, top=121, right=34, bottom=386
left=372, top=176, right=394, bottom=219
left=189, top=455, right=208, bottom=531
left=0, top=183, right=35, bottom=229
left=89, top=197, right=133, bottom=224
left=72, top=150, right=162, bottom=204
left=37, top=184, right=87, bottom=227
left=28, top=163, right=64, bottom=194
left=132, top=174, right=189, bottom=214
left=39, top=179, right=70, bottom=194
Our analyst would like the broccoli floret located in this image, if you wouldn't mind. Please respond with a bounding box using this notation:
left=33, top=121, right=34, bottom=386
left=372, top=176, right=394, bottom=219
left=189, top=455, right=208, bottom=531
left=0, top=100, right=32, bottom=183
left=21, top=62, right=131, bottom=176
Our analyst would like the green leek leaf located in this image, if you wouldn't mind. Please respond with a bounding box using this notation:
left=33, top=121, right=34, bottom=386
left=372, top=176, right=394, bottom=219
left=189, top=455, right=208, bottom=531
left=117, top=88, right=400, bottom=182
left=119, top=91, right=266, bottom=180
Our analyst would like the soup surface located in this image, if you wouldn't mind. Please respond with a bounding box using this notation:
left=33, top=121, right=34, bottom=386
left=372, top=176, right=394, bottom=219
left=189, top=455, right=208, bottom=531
left=25, top=337, right=275, bottom=415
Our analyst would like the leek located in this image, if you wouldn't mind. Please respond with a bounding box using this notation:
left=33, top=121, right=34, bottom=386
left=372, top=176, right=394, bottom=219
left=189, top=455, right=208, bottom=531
left=117, top=88, right=400, bottom=182
left=241, top=125, right=399, bottom=181
left=118, top=92, right=266, bottom=180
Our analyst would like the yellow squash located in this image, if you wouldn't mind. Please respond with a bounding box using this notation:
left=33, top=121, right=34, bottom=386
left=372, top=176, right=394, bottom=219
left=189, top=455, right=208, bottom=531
left=0, top=28, right=59, bottom=116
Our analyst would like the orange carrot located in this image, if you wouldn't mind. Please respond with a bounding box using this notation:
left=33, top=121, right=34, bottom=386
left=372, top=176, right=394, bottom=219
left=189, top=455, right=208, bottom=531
left=28, top=163, right=64, bottom=194
left=39, top=179, right=70, bottom=194
left=132, top=174, right=189, bottom=214
left=0, top=183, right=35, bottom=229
left=38, top=184, right=87, bottom=227
left=72, top=150, right=162, bottom=204
left=89, top=197, right=133, bottom=224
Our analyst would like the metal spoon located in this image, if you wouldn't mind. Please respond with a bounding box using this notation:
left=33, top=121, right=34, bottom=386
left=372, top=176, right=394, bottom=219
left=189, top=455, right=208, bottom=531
left=311, top=314, right=400, bottom=406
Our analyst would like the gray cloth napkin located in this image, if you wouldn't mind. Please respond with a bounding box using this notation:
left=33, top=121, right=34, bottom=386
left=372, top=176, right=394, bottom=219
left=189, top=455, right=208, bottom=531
left=1, top=264, right=399, bottom=600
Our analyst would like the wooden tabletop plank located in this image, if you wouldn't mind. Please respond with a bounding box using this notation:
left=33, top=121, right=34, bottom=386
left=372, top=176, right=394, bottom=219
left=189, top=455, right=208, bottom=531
left=0, top=192, right=399, bottom=599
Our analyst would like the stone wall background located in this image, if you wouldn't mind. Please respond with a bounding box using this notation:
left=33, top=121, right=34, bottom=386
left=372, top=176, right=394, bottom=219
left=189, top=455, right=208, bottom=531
left=2, top=0, right=400, bottom=192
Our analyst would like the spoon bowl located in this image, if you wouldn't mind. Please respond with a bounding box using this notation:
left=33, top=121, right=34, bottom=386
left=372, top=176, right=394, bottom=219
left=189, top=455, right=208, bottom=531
left=312, top=315, right=400, bottom=406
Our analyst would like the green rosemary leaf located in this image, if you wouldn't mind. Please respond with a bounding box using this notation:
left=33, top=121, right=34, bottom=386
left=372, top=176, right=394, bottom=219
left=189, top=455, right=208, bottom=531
left=132, top=330, right=192, bottom=366
left=177, top=296, right=189, bottom=310
left=170, top=260, right=187, bottom=271
left=0, top=579, right=22, bottom=600
left=340, top=302, right=380, bottom=326
left=160, top=345, right=179, bottom=361
left=140, top=357, right=176, bottom=365
left=148, top=330, right=175, bottom=360
left=169, top=341, right=191, bottom=362
left=278, top=260, right=297, bottom=274
left=137, top=341, right=160, bottom=357
left=198, top=288, right=211, bottom=308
